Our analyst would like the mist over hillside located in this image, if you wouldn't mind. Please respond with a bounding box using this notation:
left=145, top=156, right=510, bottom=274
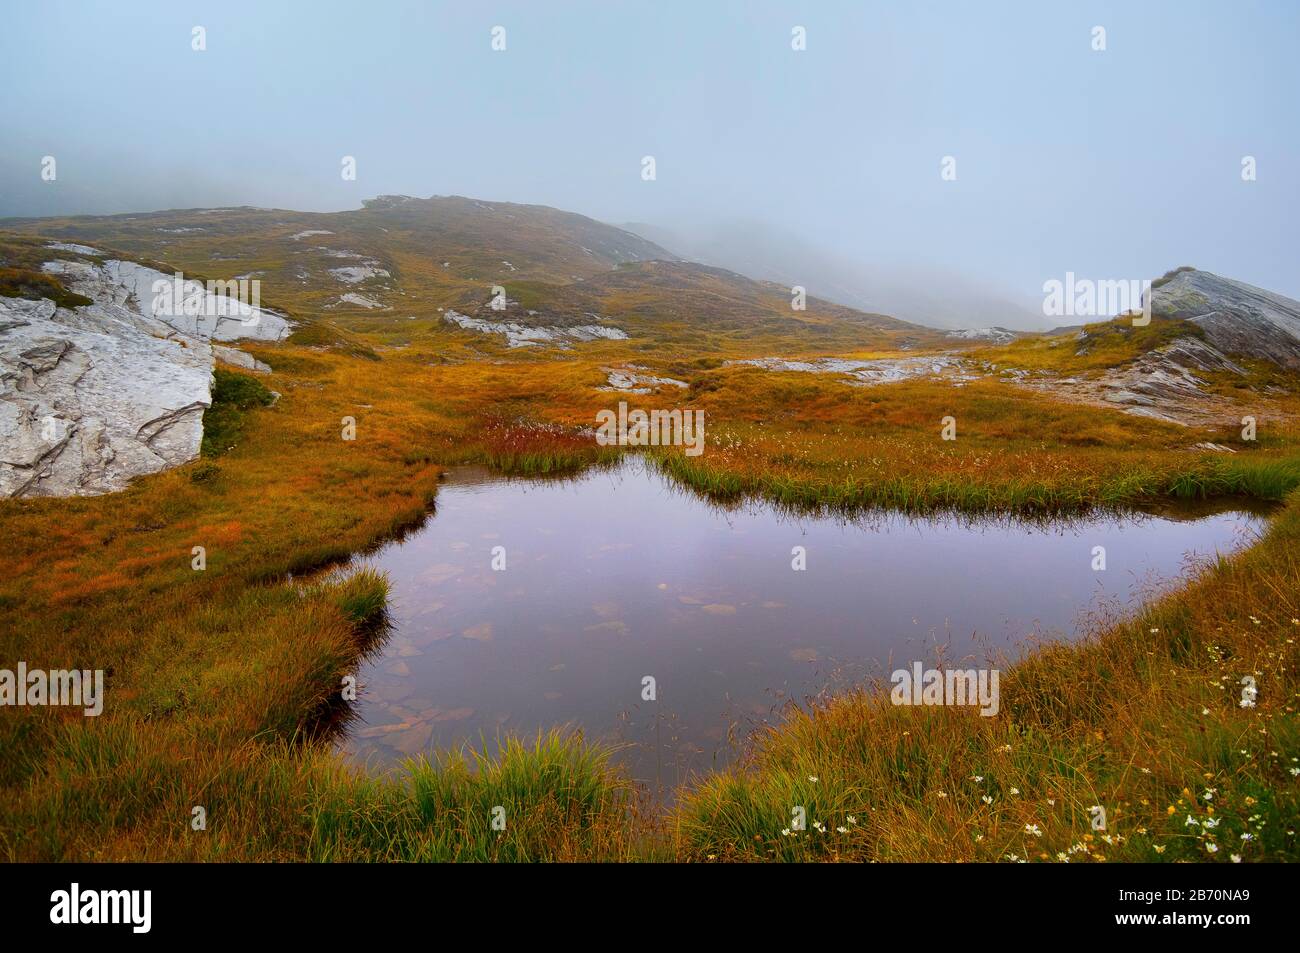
left=622, top=220, right=1049, bottom=333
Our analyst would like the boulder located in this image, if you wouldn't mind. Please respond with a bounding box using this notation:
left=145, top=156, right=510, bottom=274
left=1, top=255, right=290, bottom=497
left=42, top=259, right=292, bottom=343
left=1149, top=269, right=1300, bottom=368
left=0, top=295, right=212, bottom=497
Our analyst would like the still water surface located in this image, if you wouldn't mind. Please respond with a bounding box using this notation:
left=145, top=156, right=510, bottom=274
left=339, top=459, right=1265, bottom=787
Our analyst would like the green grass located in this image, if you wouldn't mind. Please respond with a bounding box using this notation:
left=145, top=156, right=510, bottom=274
left=1151, top=264, right=1197, bottom=290
left=322, top=566, right=391, bottom=630
left=308, top=731, right=652, bottom=862
left=286, top=320, right=381, bottom=361
left=200, top=367, right=277, bottom=457
left=653, top=445, right=1300, bottom=516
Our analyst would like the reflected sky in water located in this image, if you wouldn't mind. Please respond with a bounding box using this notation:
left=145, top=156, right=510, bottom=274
left=339, top=458, right=1265, bottom=789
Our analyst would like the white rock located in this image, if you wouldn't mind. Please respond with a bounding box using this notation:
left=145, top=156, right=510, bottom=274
left=2, top=255, right=291, bottom=497
left=212, top=344, right=271, bottom=374
left=0, top=295, right=212, bottom=497
left=1098, top=335, right=1245, bottom=424
left=443, top=310, right=627, bottom=348
left=600, top=367, right=687, bottom=393
left=333, top=293, right=387, bottom=310
left=946, top=327, right=1017, bottom=344
left=329, top=265, right=390, bottom=284
left=732, top=355, right=976, bottom=386
left=43, top=259, right=292, bottom=343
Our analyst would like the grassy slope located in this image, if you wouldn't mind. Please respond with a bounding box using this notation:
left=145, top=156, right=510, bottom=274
left=1, top=213, right=1298, bottom=861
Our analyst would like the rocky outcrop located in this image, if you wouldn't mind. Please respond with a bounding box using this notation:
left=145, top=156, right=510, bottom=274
left=1099, top=336, right=1246, bottom=423
left=1149, top=269, right=1300, bottom=368
left=946, top=327, right=1017, bottom=345
left=1016, top=270, right=1300, bottom=425
left=1011, top=271, right=1300, bottom=425
left=43, top=259, right=291, bottom=343
left=0, top=295, right=213, bottom=497
left=212, top=344, right=271, bottom=374
left=442, top=309, right=627, bottom=348
left=600, top=366, right=687, bottom=393
left=1075, top=269, right=1300, bottom=422
left=732, top=354, right=977, bottom=386
left=1, top=256, right=288, bottom=497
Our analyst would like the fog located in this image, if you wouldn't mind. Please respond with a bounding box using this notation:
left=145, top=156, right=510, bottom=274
left=3, top=0, right=1297, bottom=327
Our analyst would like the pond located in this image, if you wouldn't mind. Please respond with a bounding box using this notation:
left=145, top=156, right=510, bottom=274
left=338, top=458, right=1267, bottom=790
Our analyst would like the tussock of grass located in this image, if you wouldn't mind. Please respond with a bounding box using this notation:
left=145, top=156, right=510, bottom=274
left=324, top=566, right=390, bottom=631
left=201, top=368, right=277, bottom=457
left=1152, top=264, right=1197, bottom=289
left=310, top=731, right=651, bottom=861
left=0, top=566, right=376, bottom=858
left=287, top=320, right=381, bottom=361
left=435, top=415, right=623, bottom=475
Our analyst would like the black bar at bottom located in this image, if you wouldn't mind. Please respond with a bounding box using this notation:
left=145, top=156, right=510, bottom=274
left=0, top=861, right=1281, bottom=940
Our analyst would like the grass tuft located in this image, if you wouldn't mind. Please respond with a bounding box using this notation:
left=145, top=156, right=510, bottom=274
left=201, top=368, right=277, bottom=457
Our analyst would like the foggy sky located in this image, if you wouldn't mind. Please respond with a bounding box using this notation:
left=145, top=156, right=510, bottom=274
left=3, top=0, right=1298, bottom=311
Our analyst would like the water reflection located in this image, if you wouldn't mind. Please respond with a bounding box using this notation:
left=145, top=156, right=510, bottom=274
left=338, top=458, right=1266, bottom=788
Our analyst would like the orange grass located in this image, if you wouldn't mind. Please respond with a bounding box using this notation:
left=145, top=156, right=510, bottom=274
left=2, top=212, right=1299, bottom=859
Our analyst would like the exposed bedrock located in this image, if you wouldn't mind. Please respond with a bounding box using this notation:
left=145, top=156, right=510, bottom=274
left=1, top=255, right=289, bottom=497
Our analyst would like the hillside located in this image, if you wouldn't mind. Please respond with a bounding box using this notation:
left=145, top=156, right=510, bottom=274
left=0, top=196, right=944, bottom=357
left=622, top=219, right=1050, bottom=333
